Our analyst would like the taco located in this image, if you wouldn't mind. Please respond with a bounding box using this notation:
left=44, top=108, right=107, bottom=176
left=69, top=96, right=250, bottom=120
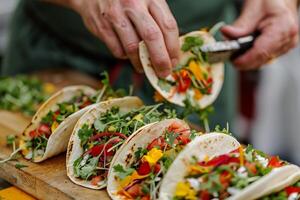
left=140, top=31, right=224, bottom=108
left=20, top=85, right=97, bottom=162
left=160, top=136, right=300, bottom=200
left=66, top=97, right=175, bottom=189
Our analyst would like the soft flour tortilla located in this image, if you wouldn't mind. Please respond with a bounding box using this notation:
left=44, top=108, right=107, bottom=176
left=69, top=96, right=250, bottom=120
left=66, top=96, right=144, bottom=189
left=22, top=85, right=97, bottom=163
left=107, top=118, right=190, bottom=200
left=140, top=31, right=224, bottom=108
left=159, top=133, right=300, bottom=200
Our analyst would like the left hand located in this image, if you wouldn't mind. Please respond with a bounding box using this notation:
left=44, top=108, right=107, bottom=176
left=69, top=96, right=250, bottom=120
left=221, top=0, right=299, bottom=70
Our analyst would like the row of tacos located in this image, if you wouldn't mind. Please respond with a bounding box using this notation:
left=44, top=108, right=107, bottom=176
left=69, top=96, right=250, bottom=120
left=15, top=30, right=300, bottom=200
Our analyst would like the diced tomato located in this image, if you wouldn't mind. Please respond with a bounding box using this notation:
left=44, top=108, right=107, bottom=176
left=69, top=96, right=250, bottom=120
left=207, top=77, right=213, bottom=84
left=177, top=135, right=190, bottom=145
left=199, top=190, right=210, bottom=200
left=141, top=195, right=150, bottom=200
left=126, top=184, right=142, bottom=198
left=245, top=162, right=257, bottom=175
left=38, top=124, right=51, bottom=136
left=89, top=132, right=127, bottom=141
left=138, top=161, right=151, bottom=175
left=91, top=176, right=102, bottom=186
left=268, top=156, right=283, bottom=168
left=219, top=171, right=232, bottom=188
left=285, top=186, right=300, bottom=195
left=177, top=70, right=191, bottom=93
left=154, top=163, right=161, bottom=174
left=147, top=137, right=166, bottom=150
left=29, top=130, right=37, bottom=138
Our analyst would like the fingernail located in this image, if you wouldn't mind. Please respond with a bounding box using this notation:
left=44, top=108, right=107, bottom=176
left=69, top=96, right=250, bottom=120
left=171, top=58, right=179, bottom=67
left=158, top=69, right=171, bottom=78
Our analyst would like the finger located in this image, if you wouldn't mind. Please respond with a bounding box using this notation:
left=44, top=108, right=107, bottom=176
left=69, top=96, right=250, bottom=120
left=149, top=0, right=180, bottom=67
left=233, top=28, right=290, bottom=70
left=221, top=1, right=263, bottom=38
left=104, top=4, right=143, bottom=73
left=93, top=5, right=126, bottom=59
left=122, top=0, right=172, bottom=78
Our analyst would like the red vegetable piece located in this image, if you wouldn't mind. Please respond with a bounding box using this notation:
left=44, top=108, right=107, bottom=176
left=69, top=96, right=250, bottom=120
left=199, top=190, right=210, bottom=200
left=138, top=161, right=151, bottom=175
left=38, top=124, right=51, bottom=136
left=285, top=186, right=300, bottom=196
left=146, top=137, right=166, bottom=150
left=91, top=175, right=102, bottom=186
left=154, top=163, right=161, bottom=174
left=126, top=184, right=142, bottom=198
left=89, top=132, right=127, bottom=141
left=268, top=156, right=283, bottom=168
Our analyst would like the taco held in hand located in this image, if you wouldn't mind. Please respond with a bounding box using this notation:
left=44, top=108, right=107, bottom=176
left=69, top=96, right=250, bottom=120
left=160, top=135, right=300, bottom=200
left=66, top=97, right=176, bottom=189
left=20, top=85, right=97, bottom=162
left=107, top=118, right=195, bottom=200
left=140, top=31, right=224, bottom=108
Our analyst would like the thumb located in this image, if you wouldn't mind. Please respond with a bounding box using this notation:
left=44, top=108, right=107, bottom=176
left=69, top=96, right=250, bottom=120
left=221, top=2, right=263, bottom=38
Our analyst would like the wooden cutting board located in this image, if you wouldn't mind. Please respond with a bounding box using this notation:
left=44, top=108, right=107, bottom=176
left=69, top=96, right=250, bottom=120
left=0, top=70, right=110, bottom=200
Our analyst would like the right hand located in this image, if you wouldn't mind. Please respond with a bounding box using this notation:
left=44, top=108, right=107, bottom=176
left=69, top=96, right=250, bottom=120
left=70, top=0, right=180, bottom=78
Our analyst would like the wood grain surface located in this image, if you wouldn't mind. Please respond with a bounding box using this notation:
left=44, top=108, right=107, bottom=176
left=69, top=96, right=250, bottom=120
left=0, top=70, right=110, bottom=200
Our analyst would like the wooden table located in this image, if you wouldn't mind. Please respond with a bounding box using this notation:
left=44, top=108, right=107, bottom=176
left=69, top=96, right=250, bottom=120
left=0, top=70, right=110, bottom=200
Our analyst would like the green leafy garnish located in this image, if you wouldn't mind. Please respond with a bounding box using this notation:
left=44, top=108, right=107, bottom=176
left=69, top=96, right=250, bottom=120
left=0, top=75, right=51, bottom=116
left=113, top=164, right=135, bottom=180
left=6, top=135, right=16, bottom=146
left=78, top=124, right=94, bottom=146
left=15, top=163, right=28, bottom=169
left=181, top=36, right=204, bottom=52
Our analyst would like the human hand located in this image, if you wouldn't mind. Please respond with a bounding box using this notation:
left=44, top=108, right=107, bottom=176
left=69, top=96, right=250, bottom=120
left=70, top=0, right=180, bottom=78
left=221, top=0, right=299, bottom=70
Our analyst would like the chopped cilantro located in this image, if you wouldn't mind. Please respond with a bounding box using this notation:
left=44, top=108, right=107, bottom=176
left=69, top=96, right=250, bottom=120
left=15, top=163, right=28, bottom=169
left=181, top=36, right=204, bottom=52
left=6, top=135, right=16, bottom=146
left=78, top=124, right=94, bottom=146
left=113, top=164, right=135, bottom=180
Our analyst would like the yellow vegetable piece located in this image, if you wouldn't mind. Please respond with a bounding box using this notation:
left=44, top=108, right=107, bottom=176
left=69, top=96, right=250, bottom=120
left=239, top=146, right=245, bottom=166
left=43, top=83, right=56, bottom=94
left=133, top=113, right=144, bottom=122
left=188, top=60, right=204, bottom=81
left=108, top=126, right=116, bottom=132
left=193, top=88, right=203, bottom=100
left=143, top=148, right=163, bottom=166
left=51, top=121, right=59, bottom=133
left=175, top=182, right=197, bottom=200
left=19, top=139, right=29, bottom=155
left=189, top=164, right=211, bottom=174
left=120, top=170, right=148, bottom=188
left=153, top=91, right=165, bottom=102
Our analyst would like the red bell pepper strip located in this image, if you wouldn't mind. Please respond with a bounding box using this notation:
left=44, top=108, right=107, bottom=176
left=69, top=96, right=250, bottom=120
left=89, top=132, right=127, bottom=141
left=285, top=186, right=300, bottom=196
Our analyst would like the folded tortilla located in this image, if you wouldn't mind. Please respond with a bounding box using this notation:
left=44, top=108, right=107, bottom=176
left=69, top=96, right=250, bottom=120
left=159, top=133, right=300, bottom=200
left=66, top=96, right=144, bottom=189
left=21, top=85, right=97, bottom=162
left=107, top=118, right=190, bottom=200
left=139, top=31, right=224, bottom=108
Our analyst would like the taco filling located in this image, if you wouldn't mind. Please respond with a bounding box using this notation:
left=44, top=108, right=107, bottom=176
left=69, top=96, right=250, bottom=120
left=157, top=36, right=213, bottom=101
left=259, top=181, right=300, bottom=200
left=113, top=122, right=196, bottom=200
left=73, top=104, right=175, bottom=186
left=173, top=145, right=287, bottom=200
left=21, top=91, right=96, bottom=160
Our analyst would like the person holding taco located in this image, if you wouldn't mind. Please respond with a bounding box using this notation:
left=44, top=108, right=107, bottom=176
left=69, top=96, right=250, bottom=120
left=1, top=0, right=298, bottom=127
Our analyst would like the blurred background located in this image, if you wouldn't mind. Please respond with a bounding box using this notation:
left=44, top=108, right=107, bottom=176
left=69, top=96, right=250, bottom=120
left=0, top=1, right=299, bottom=164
